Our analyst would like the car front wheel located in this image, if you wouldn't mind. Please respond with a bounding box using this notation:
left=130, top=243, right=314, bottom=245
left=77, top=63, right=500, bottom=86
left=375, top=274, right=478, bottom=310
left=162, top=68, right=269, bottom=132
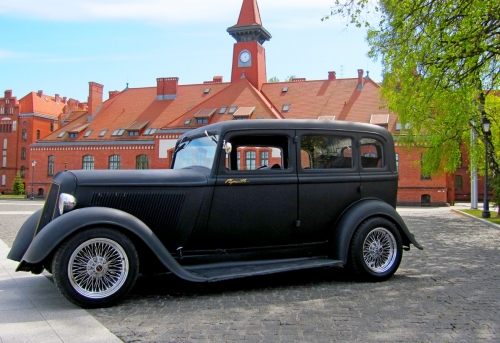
left=347, top=217, right=402, bottom=282
left=52, top=228, right=139, bottom=308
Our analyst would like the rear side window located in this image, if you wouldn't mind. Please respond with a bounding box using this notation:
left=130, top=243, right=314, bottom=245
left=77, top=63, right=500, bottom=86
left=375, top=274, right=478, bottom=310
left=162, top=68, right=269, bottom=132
left=360, top=137, right=384, bottom=168
left=300, top=135, right=353, bottom=169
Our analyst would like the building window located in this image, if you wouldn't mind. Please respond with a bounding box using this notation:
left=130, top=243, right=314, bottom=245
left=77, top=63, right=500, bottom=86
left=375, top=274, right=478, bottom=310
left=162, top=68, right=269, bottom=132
left=395, top=153, right=399, bottom=172
left=111, top=129, right=125, bottom=136
left=68, top=132, right=78, bottom=139
left=261, top=151, right=269, bottom=166
left=22, top=129, right=27, bottom=141
left=84, top=130, right=92, bottom=138
left=421, top=194, right=431, bottom=204
left=1, top=174, right=5, bottom=186
left=109, top=155, right=121, bottom=169
left=50, top=123, right=54, bottom=132
left=21, top=147, right=26, bottom=160
left=219, top=106, right=228, bottom=114
left=2, top=156, right=6, bottom=168
left=82, top=155, right=94, bottom=170
left=0, top=107, right=3, bottom=114
left=245, top=151, right=256, bottom=170
left=196, top=118, right=208, bottom=124
left=455, top=175, right=463, bottom=190
left=99, top=129, right=108, bottom=137
left=237, top=151, right=240, bottom=170
left=136, top=155, right=149, bottom=169
left=20, top=166, right=26, bottom=178
left=282, top=104, right=291, bottom=112
left=57, top=131, right=66, bottom=138
left=228, top=106, right=237, bottom=114
left=48, top=156, right=55, bottom=176
left=36, top=130, right=40, bottom=140
left=128, top=131, right=139, bottom=136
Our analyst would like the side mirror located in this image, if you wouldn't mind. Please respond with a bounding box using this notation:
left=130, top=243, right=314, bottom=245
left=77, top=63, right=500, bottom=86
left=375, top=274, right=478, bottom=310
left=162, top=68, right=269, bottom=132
left=223, top=141, right=232, bottom=154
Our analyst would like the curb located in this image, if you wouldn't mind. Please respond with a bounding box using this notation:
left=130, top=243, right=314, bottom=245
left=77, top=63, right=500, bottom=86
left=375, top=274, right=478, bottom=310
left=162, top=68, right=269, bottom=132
left=451, top=208, right=500, bottom=231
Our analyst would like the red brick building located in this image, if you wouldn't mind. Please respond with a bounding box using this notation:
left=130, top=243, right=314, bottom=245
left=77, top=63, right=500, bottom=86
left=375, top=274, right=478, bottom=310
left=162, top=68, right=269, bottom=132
left=4, top=0, right=475, bottom=205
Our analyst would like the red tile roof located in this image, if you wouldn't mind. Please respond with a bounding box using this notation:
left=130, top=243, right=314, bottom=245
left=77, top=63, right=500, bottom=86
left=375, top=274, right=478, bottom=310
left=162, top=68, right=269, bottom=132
left=19, top=92, right=67, bottom=117
left=233, top=0, right=262, bottom=27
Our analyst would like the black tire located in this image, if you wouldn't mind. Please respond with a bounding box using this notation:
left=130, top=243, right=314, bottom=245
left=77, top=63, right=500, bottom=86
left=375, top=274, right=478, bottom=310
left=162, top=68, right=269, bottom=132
left=347, top=217, right=402, bottom=282
left=52, top=228, right=139, bottom=308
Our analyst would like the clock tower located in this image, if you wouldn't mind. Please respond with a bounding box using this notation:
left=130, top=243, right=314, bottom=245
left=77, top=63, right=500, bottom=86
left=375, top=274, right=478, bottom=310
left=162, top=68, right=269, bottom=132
left=228, top=0, right=271, bottom=90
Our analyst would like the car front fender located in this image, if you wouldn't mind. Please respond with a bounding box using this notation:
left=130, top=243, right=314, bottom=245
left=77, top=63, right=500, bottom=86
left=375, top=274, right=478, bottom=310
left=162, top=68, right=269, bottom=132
left=330, top=199, right=423, bottom=262
left=7, top=209, right=42, bottom=262
left=18, top=207, right=206, bottom=282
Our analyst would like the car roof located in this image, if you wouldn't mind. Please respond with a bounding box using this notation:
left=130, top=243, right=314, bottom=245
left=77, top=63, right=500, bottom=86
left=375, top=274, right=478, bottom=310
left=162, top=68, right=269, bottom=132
left=181, top=119, right=392, bottom=140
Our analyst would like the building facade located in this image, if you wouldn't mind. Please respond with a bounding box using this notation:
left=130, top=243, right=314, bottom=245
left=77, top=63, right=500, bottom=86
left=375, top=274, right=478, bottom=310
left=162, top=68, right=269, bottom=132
left=4, top=0, right=476, bottom=205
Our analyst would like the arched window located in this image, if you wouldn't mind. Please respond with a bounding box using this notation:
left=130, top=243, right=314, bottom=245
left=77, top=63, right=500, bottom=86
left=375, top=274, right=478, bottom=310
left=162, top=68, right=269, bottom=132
left=22, top=129, right=27, bottom=141
left=136, top=155, right=149, bottom=169
left=421, top=194, right=431, bottom=204
left=109, top=155, right=121, bottom=169
left=36, top=130, right=40, bottom=140
left=82, top=155, right=94, bottom=170
left=21, top=147, right=26, bottom=160
left=37, top=188, right=44, bottom=196
left=48, top=156, right=55, bottom=176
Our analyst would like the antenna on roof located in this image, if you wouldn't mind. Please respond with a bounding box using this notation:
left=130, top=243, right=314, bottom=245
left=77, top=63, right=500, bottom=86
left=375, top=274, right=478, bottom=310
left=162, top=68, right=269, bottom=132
left=125, top=82, right=129, bottom=90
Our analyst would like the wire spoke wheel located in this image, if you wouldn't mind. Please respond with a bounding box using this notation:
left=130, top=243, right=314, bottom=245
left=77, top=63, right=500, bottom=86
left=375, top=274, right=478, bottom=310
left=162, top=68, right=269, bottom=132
left=68, top=238, right=129, bottom=299
left=362, top=227, right=397, bottom=273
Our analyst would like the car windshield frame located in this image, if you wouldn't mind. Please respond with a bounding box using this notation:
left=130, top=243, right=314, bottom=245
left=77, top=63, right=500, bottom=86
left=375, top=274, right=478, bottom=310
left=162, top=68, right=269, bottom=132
left=172, top=134, right=219, bottom=170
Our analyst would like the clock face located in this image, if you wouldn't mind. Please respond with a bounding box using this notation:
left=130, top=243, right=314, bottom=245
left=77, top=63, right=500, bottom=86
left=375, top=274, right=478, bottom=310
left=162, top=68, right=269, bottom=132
left=239, top=51, right=251, bottom=63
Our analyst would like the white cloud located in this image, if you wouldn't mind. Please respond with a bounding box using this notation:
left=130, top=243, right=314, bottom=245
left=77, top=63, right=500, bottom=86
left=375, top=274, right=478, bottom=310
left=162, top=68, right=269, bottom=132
left=0, top=0, right=335, bottom=24
left=0, top=49, right=32, bottom=59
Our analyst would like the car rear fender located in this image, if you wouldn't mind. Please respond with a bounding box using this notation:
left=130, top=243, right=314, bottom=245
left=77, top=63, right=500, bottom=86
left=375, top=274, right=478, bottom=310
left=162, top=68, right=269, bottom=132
left=330, top=199, right=423, bottom=262
left=18, top=207, right=206, bottom=282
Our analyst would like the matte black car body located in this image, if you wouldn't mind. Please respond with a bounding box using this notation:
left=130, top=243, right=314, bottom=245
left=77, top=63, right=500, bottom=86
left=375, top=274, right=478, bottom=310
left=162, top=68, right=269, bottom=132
left=8, top=119, right=422, bottom=307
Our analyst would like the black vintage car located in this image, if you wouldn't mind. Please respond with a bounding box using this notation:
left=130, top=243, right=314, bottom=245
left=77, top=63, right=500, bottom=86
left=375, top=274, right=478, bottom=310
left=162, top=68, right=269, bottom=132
left=8, top=120, right=422, bottom=307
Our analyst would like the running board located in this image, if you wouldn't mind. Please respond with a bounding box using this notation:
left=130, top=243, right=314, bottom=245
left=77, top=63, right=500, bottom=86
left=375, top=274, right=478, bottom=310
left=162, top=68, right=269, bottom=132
left=183, top=257, right=343, bottom=282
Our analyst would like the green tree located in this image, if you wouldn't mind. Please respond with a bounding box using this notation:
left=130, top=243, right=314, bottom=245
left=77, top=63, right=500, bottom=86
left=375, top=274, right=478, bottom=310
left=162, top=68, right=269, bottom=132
left=324, top=0, right=500, bottom=180
left=268, top=76, right=280, bottom=83
left=12, top=172, right=25, bottom=195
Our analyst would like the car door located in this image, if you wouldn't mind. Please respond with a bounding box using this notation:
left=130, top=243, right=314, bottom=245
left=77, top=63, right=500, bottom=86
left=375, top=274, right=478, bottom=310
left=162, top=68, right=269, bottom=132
left=205, top=130, right=298, bottom=249
left=297, top=130, right=361, bottom=243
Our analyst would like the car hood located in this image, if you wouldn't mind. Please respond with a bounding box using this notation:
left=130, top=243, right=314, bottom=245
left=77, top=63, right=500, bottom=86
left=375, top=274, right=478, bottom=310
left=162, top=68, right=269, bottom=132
left=68, top=168, right=209, bottom=188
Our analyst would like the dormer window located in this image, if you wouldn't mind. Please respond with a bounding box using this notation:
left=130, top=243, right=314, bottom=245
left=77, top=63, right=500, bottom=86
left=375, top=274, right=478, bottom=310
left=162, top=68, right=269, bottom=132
left=194, top=108, right=216, bottom=125
left=126, top=121, right=148, bottom=136
left=69, top=132, right=78, bottom=139
left=196, top=118, right=208, bottom=124
left=129, top=131, right=139, bottom=136
left=370, top=114, right=390, bottom=128
left=232, top=106, right=255, bottom=120
left=282, top=104, right=291, bottom=113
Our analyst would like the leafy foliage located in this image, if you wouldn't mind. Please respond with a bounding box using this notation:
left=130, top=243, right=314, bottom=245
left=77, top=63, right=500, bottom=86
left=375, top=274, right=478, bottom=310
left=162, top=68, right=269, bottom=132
left=12, top=172, right=25, bottom=195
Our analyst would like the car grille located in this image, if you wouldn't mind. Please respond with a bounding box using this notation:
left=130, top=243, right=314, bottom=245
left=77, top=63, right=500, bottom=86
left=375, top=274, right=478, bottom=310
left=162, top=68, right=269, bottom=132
left=90, top=192, right=186, bottom=231
left=35, top=182, right=60, bottom=235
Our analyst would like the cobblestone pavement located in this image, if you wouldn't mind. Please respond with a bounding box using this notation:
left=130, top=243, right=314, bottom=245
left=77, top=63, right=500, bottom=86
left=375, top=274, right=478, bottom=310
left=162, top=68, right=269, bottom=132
left=1, top=200, right=500, bottom=342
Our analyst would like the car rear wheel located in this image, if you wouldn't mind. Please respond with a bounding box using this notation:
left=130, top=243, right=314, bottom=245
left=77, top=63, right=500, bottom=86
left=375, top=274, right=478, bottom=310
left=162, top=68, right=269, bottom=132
left=52, top=228, right=139, bottom=308
left=347, top=217, right=402, bottom=282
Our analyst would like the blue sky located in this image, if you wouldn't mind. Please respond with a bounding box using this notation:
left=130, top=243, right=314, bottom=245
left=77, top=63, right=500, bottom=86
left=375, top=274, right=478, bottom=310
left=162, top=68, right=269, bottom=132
left=0, top=0, right=382, bottom=102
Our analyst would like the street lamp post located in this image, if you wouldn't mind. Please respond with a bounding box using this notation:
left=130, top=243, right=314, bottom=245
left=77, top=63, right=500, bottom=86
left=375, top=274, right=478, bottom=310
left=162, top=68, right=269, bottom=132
left=482, top=118, right=491, bottom=218
left=31, top=160, right=36, bottom=200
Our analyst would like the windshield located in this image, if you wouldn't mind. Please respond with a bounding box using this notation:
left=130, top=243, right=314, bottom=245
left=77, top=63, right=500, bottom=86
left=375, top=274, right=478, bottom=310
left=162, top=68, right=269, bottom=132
left=173, top=135, right=218, bottom=170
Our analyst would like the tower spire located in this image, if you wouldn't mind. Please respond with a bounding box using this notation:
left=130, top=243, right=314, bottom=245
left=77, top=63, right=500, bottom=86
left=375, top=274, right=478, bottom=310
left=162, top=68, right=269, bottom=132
left=227, top=0, right=271, bottom=45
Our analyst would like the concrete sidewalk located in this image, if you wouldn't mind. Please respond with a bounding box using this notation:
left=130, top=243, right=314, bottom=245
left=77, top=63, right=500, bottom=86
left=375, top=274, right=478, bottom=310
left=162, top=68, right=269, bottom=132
left=0, top=239, right=121, bottom=343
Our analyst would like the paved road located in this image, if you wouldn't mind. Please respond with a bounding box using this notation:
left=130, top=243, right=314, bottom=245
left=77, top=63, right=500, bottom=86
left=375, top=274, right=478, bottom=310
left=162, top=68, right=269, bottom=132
left=1, top=200, right=499, bottom=342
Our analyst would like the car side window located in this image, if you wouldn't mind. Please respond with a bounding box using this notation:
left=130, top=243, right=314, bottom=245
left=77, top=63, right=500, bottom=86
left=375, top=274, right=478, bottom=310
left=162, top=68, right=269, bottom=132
left=223, top=134, right=288, bottom=171
left=360, top=137, right=384, bottom=168
left=300, top=134, right=353, bottom=169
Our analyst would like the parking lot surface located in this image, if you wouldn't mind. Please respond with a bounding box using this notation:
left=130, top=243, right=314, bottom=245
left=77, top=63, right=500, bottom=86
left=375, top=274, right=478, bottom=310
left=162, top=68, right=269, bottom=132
left=1, top=200, right=499, bottom=342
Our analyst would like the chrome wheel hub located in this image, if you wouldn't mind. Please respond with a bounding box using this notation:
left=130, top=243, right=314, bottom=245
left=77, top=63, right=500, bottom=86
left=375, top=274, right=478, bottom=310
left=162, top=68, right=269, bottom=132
left=68, top=238, right=129, bottom=299
left=363, top=228, right=397, bottom=273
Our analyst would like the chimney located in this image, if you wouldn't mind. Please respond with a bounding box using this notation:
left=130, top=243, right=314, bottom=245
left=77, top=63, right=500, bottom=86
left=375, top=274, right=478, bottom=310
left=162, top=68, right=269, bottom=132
left=4, top=90, right=12, bottom=98
left=292, top=78, right=306, bottom=82
left=156, top=77, right=179, bottom=100
left=37, top=90, right=43, bottom=98
left=55, top=94, right=60, bottom=104
left=109, top=90, right=120, bottom=99
left=88, top=82, right=104, bottom=115
left=357, top=69, right=364, bottom=90
left=328, top=71, right=336, bottom=81
left=62, top=96, right=67, bottom=104
left=213, top=76, right=223, bottom=83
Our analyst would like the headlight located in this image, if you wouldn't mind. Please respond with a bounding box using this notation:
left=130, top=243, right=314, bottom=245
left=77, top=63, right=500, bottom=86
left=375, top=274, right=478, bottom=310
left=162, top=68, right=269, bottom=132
left=59, top=193, right=77, bottom=215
